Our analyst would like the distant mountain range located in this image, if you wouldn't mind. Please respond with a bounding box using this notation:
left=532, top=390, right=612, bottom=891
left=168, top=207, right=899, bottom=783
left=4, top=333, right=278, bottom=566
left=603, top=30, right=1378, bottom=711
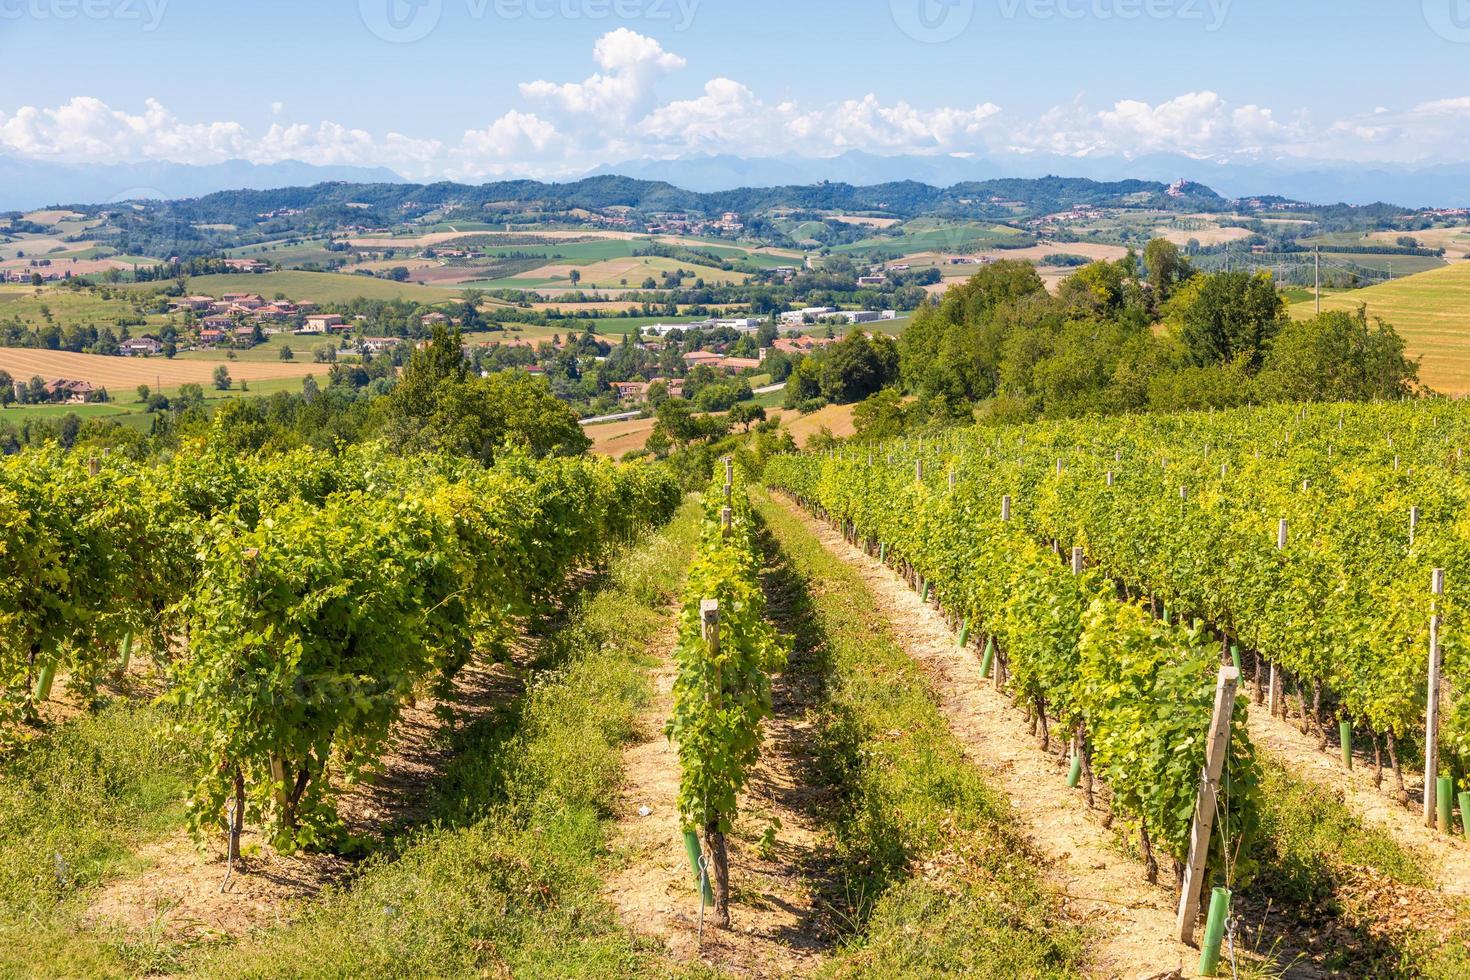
left=591, top=151, right=1470, bottom=209
left=0, top=158, right=404, bottom=212
left=4, top=149, right=1469, bottom=214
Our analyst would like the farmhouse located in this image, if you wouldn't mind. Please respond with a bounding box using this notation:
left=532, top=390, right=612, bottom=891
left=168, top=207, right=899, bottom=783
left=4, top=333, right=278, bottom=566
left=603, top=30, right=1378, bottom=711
left=300, top=314, right=345, bottom=334
left=611, top=381, right=650, bottom=402
left=772, top=336, right=838, bottom=355
left=234, top=326, right=258, bottom=345
left=360, top=337, right=400, bottom=354
left=421, top=312, right=449, bottom=326
left=222, top=293, right=264, bottom=308
left=682, top=351, right=724, bottom=366
left=198, top=329, right=226, bottom=346
left=119, top=337, right=163, bottom=356
left=857, top=276, right=886, bottom=286
left=714, top=356, right=762, bottom=373
left=223, top=259, right=270, bottom=273
left=168, top=296, right=214, bottom=313
left=42, top=379, right=97, bottom=403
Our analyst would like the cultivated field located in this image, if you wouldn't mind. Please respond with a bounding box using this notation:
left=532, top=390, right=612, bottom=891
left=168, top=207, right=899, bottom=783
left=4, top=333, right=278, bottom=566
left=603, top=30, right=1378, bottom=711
left=0, top=348, right=325, bottom=389
left=585, top=400, right=857, bottom=458
left=120, top=271, right=494, bottom=305
left=1289, top=262, right=1470, bottom=393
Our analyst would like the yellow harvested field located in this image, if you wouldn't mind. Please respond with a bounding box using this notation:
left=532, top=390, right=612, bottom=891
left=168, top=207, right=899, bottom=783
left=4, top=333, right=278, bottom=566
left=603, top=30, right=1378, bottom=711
left=772, top=403, right=857, bottom=447
left=1288, top=262, right=1470, bottom=394
left=1152, top=225, right=1252, bottom=247
left=1366, top=227, right=1470, bottom=255
left=22, top=210, right=84, bottom=224
left=0, top=349, right=325, bottom=389
left=829, top=215, right=901, bottom=228
left=587, top=416, right=656, bottom=458
left=586, top=399, right=857, bottom=458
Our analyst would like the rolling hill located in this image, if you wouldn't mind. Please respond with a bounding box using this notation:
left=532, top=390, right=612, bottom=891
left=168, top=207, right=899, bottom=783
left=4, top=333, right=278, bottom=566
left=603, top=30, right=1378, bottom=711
left=1290, top=262, right=1470, bottom=394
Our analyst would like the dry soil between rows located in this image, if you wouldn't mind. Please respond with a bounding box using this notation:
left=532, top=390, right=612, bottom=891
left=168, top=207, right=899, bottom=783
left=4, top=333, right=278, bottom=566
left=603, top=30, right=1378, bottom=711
left=777, top=495, right=1223, bottom=980
left=604, top=594, right=835, bottom=977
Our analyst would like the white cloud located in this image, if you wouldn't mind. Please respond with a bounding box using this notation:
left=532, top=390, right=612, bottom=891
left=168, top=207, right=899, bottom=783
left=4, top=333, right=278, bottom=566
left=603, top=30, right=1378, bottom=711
left=519, top=27, right=684, bottom=123
left=4, top=34, right=1470, bottom=181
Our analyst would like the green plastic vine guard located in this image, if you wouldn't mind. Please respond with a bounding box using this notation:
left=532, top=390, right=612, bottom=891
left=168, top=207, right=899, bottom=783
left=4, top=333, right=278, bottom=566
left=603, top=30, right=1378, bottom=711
left=1229, top=643, right=1240, bottom=673
left=1067, top=750, right=1082, bottom=788
left=1460, top=792, right=1470, bottom=838
left=1198, top=887, right=1231, bottom=977
left=683, top=830, right=714, bottom=903
left=1439, top=777, right=1455, bottom=834
left=119, top=633, right=133, bottom=673
left=879, top=543, right=886, bottom=563
left=980, top=636, right=995, bottom=678
left=957, top=618, right=971, bottom=649
left=1339, top=719, right=1353, bottom=770
left=34, top=660, right=56, bottom=701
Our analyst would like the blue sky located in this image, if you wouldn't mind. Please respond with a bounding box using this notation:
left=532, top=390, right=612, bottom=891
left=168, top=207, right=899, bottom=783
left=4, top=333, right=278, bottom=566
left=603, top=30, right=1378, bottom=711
left=2, top=0, right=1469, bottom=177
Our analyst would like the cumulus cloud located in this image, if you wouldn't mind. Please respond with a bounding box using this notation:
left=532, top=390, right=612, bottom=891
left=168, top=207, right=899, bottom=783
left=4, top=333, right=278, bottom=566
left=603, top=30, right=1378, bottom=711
left=3, top=34, right=1469, bottom=179
left=519, top=27, right=685, bottom=123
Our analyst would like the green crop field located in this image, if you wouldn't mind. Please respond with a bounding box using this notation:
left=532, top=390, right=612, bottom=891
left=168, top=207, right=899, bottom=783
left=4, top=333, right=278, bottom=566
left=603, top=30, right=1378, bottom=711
left=120, top=271, right=498, bottom=306
left=831, top=221, right=1024, bottom=257
left=1290, top=262, right=1470, bottom=393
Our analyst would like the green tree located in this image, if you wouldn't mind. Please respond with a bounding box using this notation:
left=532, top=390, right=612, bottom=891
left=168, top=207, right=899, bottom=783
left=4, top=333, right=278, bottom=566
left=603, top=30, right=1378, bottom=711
left=852, top=387, right=908, bottom=440
left=728, top=402, right=766, bottom=432
left=212, top=365, right=232, bottom=391
left=279, top=344, right=294, bottom=361
left=1168, top=270, right=1285, bottom=370
left=1143, top=238, right=1190, bottom=301
left=136, top=383, right=150, bottom=404
left=1255, top=307, right=1422, bottom=403
left=0, top=370, right=12, bottom=407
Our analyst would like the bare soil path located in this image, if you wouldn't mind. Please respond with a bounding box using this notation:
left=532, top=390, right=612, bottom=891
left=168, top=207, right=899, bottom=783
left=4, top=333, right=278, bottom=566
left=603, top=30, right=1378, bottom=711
left=604, top=542, right=838, bottom=978
left=773, top=494, right=1305, bottom=980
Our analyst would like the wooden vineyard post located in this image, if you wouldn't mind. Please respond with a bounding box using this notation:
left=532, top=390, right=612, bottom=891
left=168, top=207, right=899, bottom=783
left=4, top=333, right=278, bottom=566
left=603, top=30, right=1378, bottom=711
left=1177, top=665, right=1240, bottom=945
left=1071, top=546, right=1084, bottom=576
left=724, top=456, right=734, bottom=487
left=915, top=459, right=924, bottom=483
left=1269, top=520, right=1287, bottom=717
left=720, top=507, right=733, bottom=540
left=1409, top=506, right=1420, bottom=548
left=1425, top=568, right=1445, bottom=829
left=700, top=599, right=731, bottom=928
left=1001, top=495, right=1012, bottom=523
left=87, top=457, right=100, bottom=477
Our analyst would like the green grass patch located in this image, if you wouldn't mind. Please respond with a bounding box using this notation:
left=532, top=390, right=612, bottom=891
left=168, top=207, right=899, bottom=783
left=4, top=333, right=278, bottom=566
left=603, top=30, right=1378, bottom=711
left=755, top=492, right=1084, bottom=979
left=0, top=703, right=193, bottom=976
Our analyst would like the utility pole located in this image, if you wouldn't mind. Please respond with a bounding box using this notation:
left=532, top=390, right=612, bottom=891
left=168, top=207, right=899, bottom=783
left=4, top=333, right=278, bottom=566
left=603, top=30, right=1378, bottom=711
left=1315, top=246, right=1321, bottom=314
